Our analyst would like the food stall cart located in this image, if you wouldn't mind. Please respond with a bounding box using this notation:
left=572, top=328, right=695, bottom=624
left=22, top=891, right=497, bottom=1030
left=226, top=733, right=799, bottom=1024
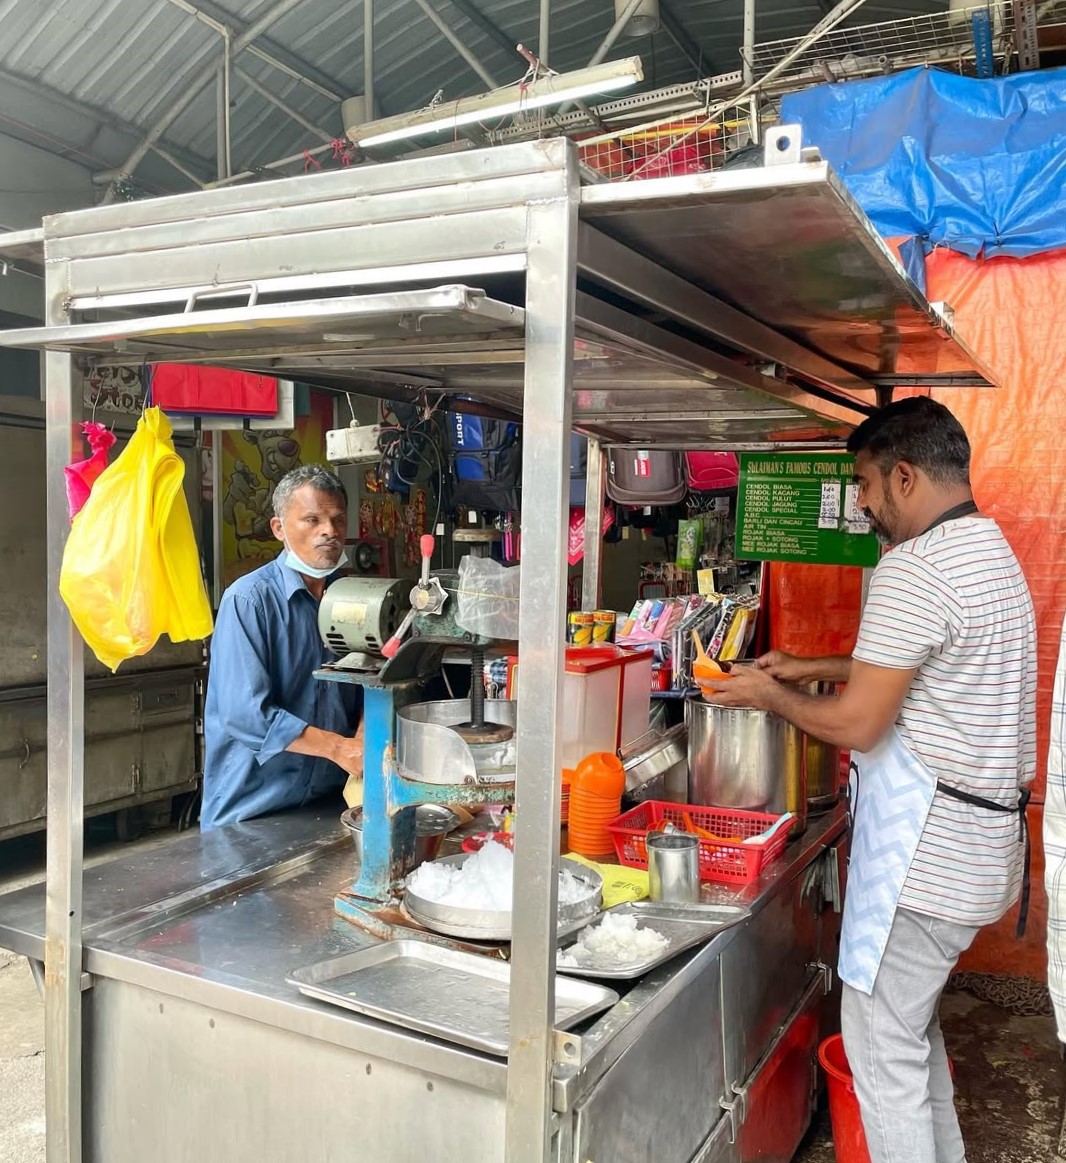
left=0, top=128, right=993, bottom=1163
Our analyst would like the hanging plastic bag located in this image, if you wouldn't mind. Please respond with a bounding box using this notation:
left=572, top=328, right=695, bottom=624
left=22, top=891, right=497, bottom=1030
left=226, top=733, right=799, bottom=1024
left=455, top=556, right=521, bottom=640
left=60, top=406, right=213, bottom=671
left=64, top=421, right=117, bottom=520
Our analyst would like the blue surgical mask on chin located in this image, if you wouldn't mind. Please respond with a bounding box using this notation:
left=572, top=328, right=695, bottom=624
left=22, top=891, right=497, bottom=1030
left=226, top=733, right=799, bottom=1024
left=280, top=523, right=348, bottom=580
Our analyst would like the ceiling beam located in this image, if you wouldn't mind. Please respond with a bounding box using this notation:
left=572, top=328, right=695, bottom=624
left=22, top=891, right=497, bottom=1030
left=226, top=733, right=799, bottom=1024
left=0, top=65, right=214, bottom=192
left=411, top=0, right=500, bottom=88
left=100, top=0, right=312, bottom=203
left=233, top=65, right=334, bottom=143
left=660, top=1, right=715, bottom=74
left=441, top=0, right=517, bottom=58
left=171, top=0, right=349, bottom=101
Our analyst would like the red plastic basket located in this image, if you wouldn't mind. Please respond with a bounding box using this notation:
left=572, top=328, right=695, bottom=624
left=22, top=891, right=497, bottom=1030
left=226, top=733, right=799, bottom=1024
left=606, top=801, right=790, bottom=885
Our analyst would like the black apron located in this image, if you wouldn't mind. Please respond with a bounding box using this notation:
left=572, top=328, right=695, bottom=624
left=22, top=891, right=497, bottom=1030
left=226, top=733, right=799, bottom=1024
left=918, top=499, right=1031, bottom=937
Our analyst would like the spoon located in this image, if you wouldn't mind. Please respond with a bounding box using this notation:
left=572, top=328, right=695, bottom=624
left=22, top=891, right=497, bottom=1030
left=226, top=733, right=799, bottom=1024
left=742, top=812, right=795, bottom=846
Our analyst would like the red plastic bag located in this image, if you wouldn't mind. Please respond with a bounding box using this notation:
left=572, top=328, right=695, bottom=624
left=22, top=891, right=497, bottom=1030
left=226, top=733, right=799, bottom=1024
left=64, top=422, right=117, bottom=520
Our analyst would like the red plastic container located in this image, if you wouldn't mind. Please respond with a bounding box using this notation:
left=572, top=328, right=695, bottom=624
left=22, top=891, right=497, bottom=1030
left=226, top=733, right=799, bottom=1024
left=818, top=1032, right=954, bottom=1163
left=819, top=1035, right=871, bottom=1163
left=606, top=801, right=789, bottom=885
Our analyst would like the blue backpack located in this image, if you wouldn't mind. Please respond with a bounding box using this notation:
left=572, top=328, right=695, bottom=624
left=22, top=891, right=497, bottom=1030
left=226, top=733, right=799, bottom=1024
left=447, top=412, right=522, bottom=512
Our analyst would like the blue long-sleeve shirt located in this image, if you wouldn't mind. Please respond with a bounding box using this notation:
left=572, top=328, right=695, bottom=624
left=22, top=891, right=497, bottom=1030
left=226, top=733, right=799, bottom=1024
left=200, top=557, right=361, bottom=831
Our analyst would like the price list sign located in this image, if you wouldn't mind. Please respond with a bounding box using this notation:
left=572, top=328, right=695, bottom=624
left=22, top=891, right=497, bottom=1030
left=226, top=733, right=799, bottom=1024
left=735, top=453, right=881, bottom=567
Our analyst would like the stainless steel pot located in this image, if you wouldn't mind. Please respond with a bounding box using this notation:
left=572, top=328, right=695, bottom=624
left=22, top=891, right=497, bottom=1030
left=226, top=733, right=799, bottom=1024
left=803, top=683, right=842, bottom=813
left=684, top=697, right=807, bottom=834
left=340, top=805, right=460, bottom=871
left=620, top=723, right=688, bottom=804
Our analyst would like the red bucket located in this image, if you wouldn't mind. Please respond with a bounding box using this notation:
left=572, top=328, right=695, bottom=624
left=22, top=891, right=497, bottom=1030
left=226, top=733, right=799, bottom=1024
left=818, top=1034, right=872, bottom=1163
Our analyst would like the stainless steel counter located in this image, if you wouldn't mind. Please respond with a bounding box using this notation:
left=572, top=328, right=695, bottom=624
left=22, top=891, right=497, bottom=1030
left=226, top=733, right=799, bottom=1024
left=0, top=804, right=845, bottom=1132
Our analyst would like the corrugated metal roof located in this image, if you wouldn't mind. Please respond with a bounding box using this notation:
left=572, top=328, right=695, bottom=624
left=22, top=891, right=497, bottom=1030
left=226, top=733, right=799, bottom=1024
left=0, top=0, right=948, bottom=194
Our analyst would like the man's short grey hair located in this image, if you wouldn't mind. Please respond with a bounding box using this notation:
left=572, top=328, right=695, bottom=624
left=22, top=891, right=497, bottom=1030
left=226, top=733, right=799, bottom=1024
left=271, top=464, right=348, bottom=520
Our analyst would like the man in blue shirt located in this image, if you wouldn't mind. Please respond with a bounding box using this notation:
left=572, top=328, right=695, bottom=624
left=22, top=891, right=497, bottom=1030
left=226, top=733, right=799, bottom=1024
left=201, top=464, right=364, bottom=831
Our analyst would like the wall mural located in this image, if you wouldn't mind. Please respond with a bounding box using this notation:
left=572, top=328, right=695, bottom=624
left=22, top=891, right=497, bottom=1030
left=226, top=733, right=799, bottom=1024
left=217, top=391, right=334, bottom=590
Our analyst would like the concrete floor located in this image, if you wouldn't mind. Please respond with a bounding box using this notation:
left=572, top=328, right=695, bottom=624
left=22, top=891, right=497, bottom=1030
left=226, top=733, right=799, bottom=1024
left=1, top=821, right=1063, bottom=1163
left=795, top=989, right=1064, bottom=1163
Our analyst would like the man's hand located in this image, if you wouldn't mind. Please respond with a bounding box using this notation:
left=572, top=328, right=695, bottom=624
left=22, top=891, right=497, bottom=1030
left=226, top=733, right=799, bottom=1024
left=700, top=665, right=782, bottom=711
left=287, top=719, right=365, bottom=778
left=331, top=732, right=365, bottom=779
left=754, top=651, right=852, bottom=686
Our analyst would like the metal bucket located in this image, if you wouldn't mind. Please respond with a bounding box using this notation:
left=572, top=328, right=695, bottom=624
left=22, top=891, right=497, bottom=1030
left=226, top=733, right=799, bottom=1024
left=684, top=697, right=807, bottom=835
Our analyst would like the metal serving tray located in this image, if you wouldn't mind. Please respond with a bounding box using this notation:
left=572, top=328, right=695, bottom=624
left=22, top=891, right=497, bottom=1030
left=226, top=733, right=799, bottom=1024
left=288, top=941, right=618, bottom=1056
left=556, top=901, right=749, bottom=981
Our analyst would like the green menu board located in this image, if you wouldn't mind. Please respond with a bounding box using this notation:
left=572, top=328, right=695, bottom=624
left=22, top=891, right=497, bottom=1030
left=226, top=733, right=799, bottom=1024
left=735, top=453, right=881, bottom=567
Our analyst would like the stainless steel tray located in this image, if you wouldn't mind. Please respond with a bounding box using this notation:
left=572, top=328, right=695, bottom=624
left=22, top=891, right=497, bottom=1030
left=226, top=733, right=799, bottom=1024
left=288, top=941, right=619, bottom=1056
left=555, top=901, right=749, bottom=981
left=403, top=854, right=601, bottom=941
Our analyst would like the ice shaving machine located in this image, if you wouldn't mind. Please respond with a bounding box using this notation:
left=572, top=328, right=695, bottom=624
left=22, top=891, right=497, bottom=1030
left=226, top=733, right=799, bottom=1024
left=315, top=535, right=518, bottom=931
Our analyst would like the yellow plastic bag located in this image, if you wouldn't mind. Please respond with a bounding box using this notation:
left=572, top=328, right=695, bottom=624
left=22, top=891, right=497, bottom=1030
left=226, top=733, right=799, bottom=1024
left=60, top=407, right=213, bottom=671
left=565, top=854, right=649, bottom=908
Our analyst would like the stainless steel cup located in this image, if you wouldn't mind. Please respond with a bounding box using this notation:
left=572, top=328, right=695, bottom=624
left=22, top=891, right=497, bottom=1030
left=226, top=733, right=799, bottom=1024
left=647, top=832, right=700, bottom=903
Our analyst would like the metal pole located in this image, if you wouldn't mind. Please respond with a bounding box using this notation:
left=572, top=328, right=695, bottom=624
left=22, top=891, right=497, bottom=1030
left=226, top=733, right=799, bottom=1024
left=222, top=29, right=232, bottom=179
left=234, top=66, right=334, bottom=141
left=364, top=0, right=375, bottom=119
left=215, top=65, right=229, bottom=180
left=44, top=324, right=85, bottom=1158
left=150, top=145, right=209, bottom=187
left=102, top=0, right=310, bottom=202
left=412, top=0, right=499, bottom=88
left=588, top=0, right=645, bottom=67
left=162, top=0, right=344, bottom=102
left=581, top=438, right=605, bottom=611
left=743, top=0, right=756, bottom=87
left=505, top=139, right=579, bottom=1163
left=539, top=0, right=551, bottom=66
left=556, top=0, right=643, bottom=115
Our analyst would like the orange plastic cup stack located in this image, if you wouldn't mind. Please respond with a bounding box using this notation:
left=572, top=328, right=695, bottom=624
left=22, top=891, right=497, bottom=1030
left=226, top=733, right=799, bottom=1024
left=567, top=752, right=626, bottom=860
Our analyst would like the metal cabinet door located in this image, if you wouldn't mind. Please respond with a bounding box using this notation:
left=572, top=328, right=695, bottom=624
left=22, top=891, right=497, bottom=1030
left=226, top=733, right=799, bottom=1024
left=134, top=672, right=199, bottom=794
left=730, top=971, right=826, bottom=1163
left=688, top=1113, right=736, bottom=1163
left=574, top=952, right=726, bottom=1163
left=719, top=859, right=823, bottom=1086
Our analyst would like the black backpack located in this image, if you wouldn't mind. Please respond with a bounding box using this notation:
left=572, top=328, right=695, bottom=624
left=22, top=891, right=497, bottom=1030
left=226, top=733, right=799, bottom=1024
left=446, top=411, right=522, bottom=512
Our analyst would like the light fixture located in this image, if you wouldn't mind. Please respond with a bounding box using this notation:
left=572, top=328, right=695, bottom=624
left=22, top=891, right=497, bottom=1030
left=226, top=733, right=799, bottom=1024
left=349, top=57, right=644, bottom=148
left=616, top=0, right=660, bottom=37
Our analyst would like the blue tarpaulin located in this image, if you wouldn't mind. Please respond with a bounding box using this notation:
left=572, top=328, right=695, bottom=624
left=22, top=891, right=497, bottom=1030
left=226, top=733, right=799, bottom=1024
left=780, top=66, right=1066, bottom=260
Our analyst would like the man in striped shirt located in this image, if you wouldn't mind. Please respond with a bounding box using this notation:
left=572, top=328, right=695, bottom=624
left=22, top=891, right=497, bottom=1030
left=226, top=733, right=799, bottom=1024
left=706, top=397, right=1035, bottom=1163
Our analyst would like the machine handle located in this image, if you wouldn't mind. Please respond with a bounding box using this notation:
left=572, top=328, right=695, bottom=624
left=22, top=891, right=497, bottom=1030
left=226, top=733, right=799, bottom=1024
left=419, top=534, right=435, bottom=585
left=381, top=607, right=416, bottom=659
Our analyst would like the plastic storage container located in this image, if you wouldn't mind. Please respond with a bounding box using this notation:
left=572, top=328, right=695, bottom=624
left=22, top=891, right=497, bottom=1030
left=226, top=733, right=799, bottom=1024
left=508, top=645, right=653, bottom=770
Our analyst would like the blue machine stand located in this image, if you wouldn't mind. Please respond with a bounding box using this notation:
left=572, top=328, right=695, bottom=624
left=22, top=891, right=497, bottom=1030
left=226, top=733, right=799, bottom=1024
left=315, top=641, right=516, bottom=938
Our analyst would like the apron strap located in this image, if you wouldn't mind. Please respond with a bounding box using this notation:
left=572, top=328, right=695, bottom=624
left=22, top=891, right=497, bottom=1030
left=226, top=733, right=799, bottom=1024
left=934, top=780, right=1032, bottom=937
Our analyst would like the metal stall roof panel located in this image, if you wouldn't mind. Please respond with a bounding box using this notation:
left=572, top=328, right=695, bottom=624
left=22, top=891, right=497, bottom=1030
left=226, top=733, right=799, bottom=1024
left=0, top=281, right=859, bottom=448
left=580, top=160, right=997, bottom=389
left=0, top=287, right=525, bottom=361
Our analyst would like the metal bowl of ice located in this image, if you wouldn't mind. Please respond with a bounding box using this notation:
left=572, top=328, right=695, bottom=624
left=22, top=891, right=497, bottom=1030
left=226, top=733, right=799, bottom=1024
left=403, top=846, right=602, bottom=942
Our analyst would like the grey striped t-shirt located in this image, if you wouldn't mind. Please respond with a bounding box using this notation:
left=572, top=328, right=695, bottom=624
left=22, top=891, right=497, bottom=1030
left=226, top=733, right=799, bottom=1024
left=852, top=516, right=1036, bottom=926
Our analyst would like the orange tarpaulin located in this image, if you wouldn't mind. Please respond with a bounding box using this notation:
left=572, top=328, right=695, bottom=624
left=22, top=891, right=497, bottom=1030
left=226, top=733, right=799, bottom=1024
left=768, top=246, right=1066, bottom=977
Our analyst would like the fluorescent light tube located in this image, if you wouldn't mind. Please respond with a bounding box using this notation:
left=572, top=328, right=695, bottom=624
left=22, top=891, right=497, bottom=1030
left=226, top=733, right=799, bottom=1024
left=352, top=57, right=644, bottom=148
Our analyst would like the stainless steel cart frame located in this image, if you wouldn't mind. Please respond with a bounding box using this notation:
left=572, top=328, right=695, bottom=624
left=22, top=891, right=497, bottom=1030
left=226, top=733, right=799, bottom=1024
left=0, top=134, right=992, bottom=1163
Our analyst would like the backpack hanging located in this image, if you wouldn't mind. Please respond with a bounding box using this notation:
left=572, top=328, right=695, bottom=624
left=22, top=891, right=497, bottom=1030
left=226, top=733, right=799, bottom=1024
left=446, top=412, right=522, bottom=512
left=685, top=451, right=739, bottom=493
left=606, top=449, right=686, bottom=507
